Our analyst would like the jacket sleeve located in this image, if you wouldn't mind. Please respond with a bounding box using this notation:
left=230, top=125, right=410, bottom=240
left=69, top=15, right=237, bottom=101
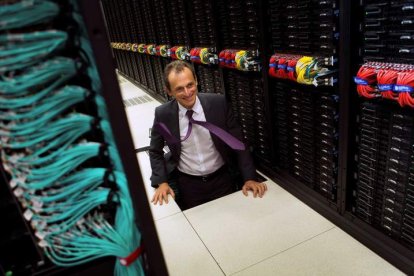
left=223, top=98, right=257, bottom=182
left=149, top=107, right=168, bottom=188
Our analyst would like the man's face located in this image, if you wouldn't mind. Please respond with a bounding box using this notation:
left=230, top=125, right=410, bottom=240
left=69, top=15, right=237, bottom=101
left=166, top=67, right=198, bottom=109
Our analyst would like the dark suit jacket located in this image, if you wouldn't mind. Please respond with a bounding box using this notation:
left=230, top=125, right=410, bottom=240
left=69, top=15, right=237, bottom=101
left=149, top=93, right=256, bottom=188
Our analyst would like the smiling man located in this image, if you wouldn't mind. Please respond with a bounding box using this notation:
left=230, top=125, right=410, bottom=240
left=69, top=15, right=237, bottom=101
left=149, top=60, right=266, bottom=210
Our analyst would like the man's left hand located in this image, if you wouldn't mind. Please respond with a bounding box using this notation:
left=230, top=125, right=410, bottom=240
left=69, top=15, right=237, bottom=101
left=242, top=180, right=267, bottom=198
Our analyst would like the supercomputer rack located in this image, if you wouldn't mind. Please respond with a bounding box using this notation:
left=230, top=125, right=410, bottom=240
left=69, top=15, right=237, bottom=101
left=0, top=0, right=167, bottom=275
left=267, top=0, right=339, bottom=200
left=349, top=0, right=414, bottom=266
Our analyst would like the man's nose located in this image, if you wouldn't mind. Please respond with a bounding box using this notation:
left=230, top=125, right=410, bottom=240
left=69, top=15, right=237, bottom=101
left=183, top=87, right=191, bottom=96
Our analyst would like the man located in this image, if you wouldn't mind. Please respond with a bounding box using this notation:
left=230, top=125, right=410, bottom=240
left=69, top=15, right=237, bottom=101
left=149, top=60, right=267, bottom=209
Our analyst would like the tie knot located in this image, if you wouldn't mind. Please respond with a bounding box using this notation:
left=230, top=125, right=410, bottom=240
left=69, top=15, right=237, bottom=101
left=186, top=109, right=194, bottom=119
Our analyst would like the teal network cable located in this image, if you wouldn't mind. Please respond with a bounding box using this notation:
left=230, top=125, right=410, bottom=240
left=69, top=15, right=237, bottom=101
left=2, top=113, right=94, bottom=155
left=0, top=0, right=59, bottom=31
left=0, top=57, right=78, bottom=97
left=0, top=86, right=87, bottom=131
left=0, top=30, right=68, bottom=73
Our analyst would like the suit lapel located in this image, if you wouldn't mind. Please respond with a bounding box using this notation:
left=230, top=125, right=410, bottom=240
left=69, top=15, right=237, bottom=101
left=168, top=100, right=180, bottom=141
left=199, top=94, right=223, bottom=150
left=199, top=94, right=214, bottom=124
left=163, top=100, right=181, bottom=157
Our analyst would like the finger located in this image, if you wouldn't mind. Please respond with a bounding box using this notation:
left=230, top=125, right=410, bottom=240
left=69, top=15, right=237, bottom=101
left=156, top=192, right=162, bottom=205
left=258, top=185, right=264, bottom=198
left=154, top=194, right=161, bottom=205
left=242, top=186, right=248, bottom=196
left=160, top=192, right=167, bottom=205
left=253, top=186, right=258, bottom=198
left=257, top=184, right=263, bottom=197
left=165, top=191, right=169, bottom=204
left=153, top=192, right=161, bottom=205
left=170, top=188, right=176, bottom=199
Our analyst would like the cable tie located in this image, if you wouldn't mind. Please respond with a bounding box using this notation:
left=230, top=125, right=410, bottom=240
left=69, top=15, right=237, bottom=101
left=119, top=245, right=144, bottom=266
left=23, top=209, right=34, bottom=221
left=353, top=77, right=369, bottom=85
left=13, top=187, right=24, bottom=198
left=394, top=85, right=413, bottom=93
left=38, top=240, right=49, bottom=248
left=378, top=84, right=394, bottom=91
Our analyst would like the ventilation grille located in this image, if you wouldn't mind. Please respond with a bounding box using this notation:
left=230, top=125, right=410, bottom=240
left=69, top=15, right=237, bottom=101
left=123, top=95, right=154, bottom=107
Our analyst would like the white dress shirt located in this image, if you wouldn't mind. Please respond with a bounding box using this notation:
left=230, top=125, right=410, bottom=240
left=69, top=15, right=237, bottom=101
left=177, top=96, right=225, bottom=175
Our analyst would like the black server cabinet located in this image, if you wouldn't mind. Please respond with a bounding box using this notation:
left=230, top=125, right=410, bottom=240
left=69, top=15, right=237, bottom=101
left=0, top=1, right=168, bottom=275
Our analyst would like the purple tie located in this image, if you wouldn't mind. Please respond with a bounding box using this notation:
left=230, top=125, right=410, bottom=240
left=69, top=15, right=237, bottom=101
left=183, top=110, right=245, bottom=150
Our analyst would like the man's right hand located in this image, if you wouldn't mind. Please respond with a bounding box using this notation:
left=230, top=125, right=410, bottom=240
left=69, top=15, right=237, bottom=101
left=151, top=182, right=175, bottom=205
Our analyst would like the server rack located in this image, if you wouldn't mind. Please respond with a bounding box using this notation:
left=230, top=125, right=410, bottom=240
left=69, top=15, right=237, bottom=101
left=101, top=0, right=414, bottom=273
left=0, top=1, right=168, bottom=275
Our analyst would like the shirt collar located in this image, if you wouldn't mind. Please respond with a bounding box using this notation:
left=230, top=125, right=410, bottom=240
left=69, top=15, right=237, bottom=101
left=178, top=96, right=201, bottom=117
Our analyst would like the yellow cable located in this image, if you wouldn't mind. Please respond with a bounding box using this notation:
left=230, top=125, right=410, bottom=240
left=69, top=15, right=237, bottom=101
left=296, top=56, right=314, bottom=85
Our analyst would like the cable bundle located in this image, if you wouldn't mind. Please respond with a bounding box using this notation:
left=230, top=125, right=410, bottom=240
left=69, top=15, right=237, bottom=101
left=354, top=62, right=414, bottom=107
left=0, top=57, right=78, bottom=97
left=269, top=53, right=302, bottom=80
left=155, top=45, right=169, bottom=57
left=0, top=1, right=144, bottom=275
left=269, top=53, right=337, bottom=86
left=145, top=44, right=156, bottom=55
left=396, top=69, right=414, bottom=108
left=269, top=55, right=288, bottom=79
left=377, top=68, right=398, bottom=101
left=38, top=171, right=141, bottom=276
left=354, top=63, right=378, bottom=99
left=0, top=30, right=68, bottom=73
left=169, top=45, right=190, bottom=60
left=219, top=49, right=260, bottom=71
left=0, top=0, right=59, bottom=31
left=190, top=47, right=218, bottom=65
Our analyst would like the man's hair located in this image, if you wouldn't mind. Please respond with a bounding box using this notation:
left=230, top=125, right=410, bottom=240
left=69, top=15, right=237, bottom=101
left=163, top=60, right=197, bottom=91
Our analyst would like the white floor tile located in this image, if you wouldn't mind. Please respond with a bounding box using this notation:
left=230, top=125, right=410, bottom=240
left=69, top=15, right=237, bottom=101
left=184, top=178, right=335, bottom=275
left=126, top=102, right=159, bottom=148
left=232, top=227, right=404, bottom=276
left=117, top=73, right=162, bottom=149
left=136, top=152, right=181, bottom=221
left=155, top=213, right=225, bottom=276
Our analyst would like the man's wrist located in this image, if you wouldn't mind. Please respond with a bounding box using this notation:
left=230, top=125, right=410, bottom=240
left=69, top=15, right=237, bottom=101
left=158, top=182, right=169, bottom=188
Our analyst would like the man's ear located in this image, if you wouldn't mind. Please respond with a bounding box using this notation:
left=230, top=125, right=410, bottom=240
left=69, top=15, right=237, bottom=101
left=165, top=86, right=172, bottom=96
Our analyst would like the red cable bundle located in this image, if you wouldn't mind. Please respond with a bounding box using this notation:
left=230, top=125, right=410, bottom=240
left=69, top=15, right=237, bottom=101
left=190, top=48, right=201, bottom=64
left=355, top=64, right=378, bottom=99
left=275, top=57, right=288, bottom=79
left=219, top=50, right=226, bottom=67
left=377, top=68, right=398, bottom=101
left=219, top=49, right=236, bottom=69
left=396, top=70, right=414, bottom=108
left=269, top=55, right=278, bottom=78
left=287, top=58, right=298, bottom=81
left=170, top=46, right=180, bottom=60
left=224, top=50, right=234, bottom=68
